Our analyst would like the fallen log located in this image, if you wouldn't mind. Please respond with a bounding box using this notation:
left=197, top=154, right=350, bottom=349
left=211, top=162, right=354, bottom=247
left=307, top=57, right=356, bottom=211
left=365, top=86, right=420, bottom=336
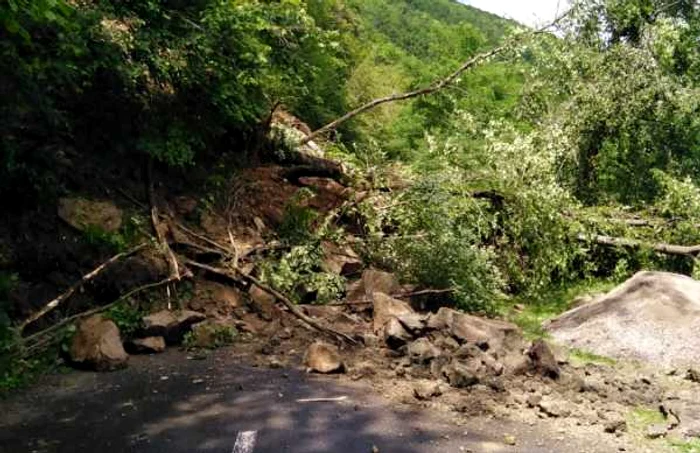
left=578, top=233, right=700, bottom=257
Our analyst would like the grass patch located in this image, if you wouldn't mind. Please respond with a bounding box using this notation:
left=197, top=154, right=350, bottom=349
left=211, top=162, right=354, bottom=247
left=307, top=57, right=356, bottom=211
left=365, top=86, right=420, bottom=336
left=569, top=348, right=616, bottom=366
left=669, top=438, right=700, bottom=453
left=506, top=278, right=618, bottom=339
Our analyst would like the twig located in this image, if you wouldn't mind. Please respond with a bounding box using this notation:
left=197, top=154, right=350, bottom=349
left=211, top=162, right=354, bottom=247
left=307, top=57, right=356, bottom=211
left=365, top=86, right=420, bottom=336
left=22, top=277, right=178, bottom=347
left=296, top=396, right=348, bottom=403
left=18, top=243, right=149, bottom=333
left=183, top=259, right=358, bottom=345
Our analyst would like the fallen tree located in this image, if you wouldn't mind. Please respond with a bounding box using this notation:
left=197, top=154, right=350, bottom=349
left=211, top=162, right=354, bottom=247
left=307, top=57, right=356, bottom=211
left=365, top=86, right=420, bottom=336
left=577, top=233, right=700, bottom=257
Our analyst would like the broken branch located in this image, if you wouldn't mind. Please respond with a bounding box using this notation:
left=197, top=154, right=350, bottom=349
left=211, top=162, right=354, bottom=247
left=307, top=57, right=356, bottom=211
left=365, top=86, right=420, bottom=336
left=22, top=276, right=179, bottom=348
left=18, top=243, right=149, bottom=333
left=183, top=259, right=358, bottom=345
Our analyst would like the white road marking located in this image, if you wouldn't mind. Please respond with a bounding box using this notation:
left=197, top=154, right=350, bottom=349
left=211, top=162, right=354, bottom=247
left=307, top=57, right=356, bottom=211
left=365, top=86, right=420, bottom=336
left=232, top=430, right=257, bottom=453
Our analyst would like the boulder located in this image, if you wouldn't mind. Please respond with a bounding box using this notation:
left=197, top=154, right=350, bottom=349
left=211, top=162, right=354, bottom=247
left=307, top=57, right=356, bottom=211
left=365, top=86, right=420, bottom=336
left=125, top=336, right=165, bottom=354
left=58, top=197, right=122, bottom=233
left=304, top=342, right=345, bottom=374
left=372, top=292, right=413, bottom=332
left=320, top=241, right=363, bottom=276
left=383, top=317, right=413, bottom=350
left=141, top=310, right=206, bottom=344
left=527, top=340, right=560, bottom=379
left=548, top=271, right=700, bottom=367
left=70, top=315, right=128, bottom=371
left=407, top=338, right=441, bottom=365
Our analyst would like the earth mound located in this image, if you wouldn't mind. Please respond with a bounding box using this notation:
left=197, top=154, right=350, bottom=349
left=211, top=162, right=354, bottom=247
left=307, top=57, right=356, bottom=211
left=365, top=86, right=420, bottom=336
left=547, top=271, right=700, bottom=367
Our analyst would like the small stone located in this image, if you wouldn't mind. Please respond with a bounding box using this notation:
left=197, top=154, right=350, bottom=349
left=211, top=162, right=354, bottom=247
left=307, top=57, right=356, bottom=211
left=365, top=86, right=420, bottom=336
left=645, top=424, right=667, bottom=439
left=413, top=382, right=442, bottom=400
left=407, top=338, right=441, bottom=365
left=686, top=368, right=700, bottom=383
left=537, top=399, right=572, bottom=418
left=526, top=394, right=542, bottom=408
left=269, top=358, right=283, bottom=369
left=304, top=342, right=345, bottom=374
left=503, top=434, right=517, bottom=446
left=604, top=419, right=627, bottom=434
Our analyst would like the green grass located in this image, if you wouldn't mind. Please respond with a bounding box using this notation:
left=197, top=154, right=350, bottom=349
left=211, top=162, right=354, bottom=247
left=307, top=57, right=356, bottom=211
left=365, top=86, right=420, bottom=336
left=569, top=348, right=617, bottom=366
left=505, top=278, right=618, bottom=339
left=669, top=439, right=700, bottom=453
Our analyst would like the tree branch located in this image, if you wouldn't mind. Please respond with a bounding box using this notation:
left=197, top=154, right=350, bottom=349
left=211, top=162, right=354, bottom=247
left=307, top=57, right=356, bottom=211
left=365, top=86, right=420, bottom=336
left=578, top=233, right=700, bottom=257
left=300, top=9, right=572, bottom=145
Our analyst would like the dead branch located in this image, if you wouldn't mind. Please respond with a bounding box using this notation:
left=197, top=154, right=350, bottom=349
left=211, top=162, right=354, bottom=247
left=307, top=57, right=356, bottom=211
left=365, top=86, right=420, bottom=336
left=18, top=243, right=149, bottom=333
left=184, top=259, right=358, bottom=345
left=578, top=234, right=700, bottom=257
left=300, top=10, right=572, bottom=145
left=328, top=288, right=456, bottom=306
left=22, top=276, right=179, bottom=348
left=148, top=179, right=181, bottom=285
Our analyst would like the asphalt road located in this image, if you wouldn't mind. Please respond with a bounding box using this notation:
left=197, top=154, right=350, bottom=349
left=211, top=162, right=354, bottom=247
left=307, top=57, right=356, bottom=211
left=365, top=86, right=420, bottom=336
left=0, top=349, right=610, bottom=453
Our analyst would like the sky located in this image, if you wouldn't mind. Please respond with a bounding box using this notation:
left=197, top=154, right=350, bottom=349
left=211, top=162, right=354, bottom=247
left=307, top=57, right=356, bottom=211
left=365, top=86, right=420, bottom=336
left=460, top=0, right=567, bottom=27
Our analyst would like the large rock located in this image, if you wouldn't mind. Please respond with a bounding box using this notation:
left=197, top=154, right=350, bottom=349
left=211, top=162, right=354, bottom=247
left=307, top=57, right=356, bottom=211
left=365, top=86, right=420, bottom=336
left=125, top=336, right=166, bottom=354
left=547, top=271, right=700, bottom=367
left=70, top=315, right=128, bottom=371
left=427, top=307, right=523, bottom=352
left=304, top=342, right=345, bottom=374
left=141, top=310, right=205, bottom=344
left=58, top=197, right=122, bottom=233
left=372, top=292, right=413, bottom=333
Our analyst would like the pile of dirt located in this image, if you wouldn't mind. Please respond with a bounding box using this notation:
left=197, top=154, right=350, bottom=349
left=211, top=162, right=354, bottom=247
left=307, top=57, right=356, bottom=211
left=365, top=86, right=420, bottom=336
left=547, top=271, right=700, bottom=367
